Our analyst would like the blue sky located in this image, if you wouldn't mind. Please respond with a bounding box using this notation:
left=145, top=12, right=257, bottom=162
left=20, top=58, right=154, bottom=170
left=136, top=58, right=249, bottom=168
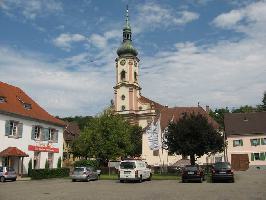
left=0, top=0, right=266, bottom=117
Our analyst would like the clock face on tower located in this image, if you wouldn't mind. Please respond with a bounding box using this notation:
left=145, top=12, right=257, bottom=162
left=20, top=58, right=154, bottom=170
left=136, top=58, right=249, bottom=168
left=120, top=59, right=126, bottom=66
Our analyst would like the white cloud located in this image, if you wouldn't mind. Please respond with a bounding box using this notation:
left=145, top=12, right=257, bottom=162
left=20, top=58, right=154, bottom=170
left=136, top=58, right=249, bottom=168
left=53, top=33, right=87, bottom=51
left=0, top=0, right=62, bottom=20
left=134, top=2, right=199, bottom=32
left=0, top=46, right=114, bottom=117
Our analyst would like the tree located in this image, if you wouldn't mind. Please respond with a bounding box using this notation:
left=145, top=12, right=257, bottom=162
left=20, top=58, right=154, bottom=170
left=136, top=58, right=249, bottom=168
left=57, top=157, right=62, bottom=168
left=165, top=113, right=224, bottom=165
left=209, top=107, right=230, bottom=129
left=262, top=91, right=266, bottom=111
left=232, top=105, right=256, bottom=113
left=72, top=112, right=142, bottom=166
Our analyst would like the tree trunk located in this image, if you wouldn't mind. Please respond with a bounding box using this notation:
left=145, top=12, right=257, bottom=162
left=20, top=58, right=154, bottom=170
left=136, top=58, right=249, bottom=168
left=190, top=154, right=195, bottom=165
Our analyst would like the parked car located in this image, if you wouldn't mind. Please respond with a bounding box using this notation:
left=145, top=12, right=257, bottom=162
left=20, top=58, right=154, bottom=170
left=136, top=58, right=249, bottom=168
left=182, top=165, right=205, bottom=183
left=71, top=167, right=99, bottom=182
left=0, top=166, right=17, bottom=182
left=118, top=160, right=152, bottom=183
left=211, top=162, right=234, bottom=183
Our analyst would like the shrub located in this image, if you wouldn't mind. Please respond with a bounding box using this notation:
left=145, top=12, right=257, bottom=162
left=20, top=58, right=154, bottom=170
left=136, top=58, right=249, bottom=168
left=31, top=168, right=70, bottom=180
left=28, top=159, right=32, bottom=176
left=74, top=159, right=99, bottom=169
left=57, top=157, right=62, bottom=168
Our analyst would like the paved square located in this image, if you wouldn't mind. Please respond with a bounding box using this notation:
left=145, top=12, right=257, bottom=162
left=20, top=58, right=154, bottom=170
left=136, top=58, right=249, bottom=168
left=0, top=170, right=265, bottom=200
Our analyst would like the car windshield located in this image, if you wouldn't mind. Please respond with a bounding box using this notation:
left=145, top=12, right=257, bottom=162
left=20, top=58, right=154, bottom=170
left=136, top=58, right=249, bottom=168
left=74, top=168, right=85, bottom=172
left=214, top=162, right=231, bottom=169
left=120, top=162, right=136, bottom=169
left=184, top=166, right=198, bottom=171
left=6, top=167, right=15, bottom=172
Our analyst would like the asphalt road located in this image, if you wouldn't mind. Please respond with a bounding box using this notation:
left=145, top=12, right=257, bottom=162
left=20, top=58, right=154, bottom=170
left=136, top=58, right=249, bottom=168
left=0, top=170, right=265, bottom=200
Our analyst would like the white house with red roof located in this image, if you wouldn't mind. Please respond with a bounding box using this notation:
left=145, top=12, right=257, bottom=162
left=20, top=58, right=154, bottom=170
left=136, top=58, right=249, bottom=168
left=0, top=81, right=65, bottom=175
left=114, top=8, right=223, bottom=167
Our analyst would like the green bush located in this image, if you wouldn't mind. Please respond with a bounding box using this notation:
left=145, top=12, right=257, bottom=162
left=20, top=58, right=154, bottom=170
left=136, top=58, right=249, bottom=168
left=57, top=157, right=62, bottom=168
left=30, top=168, right=70, bottom=180
left=74, top=159, right=99, bottom=169
left=28, top=159, right=32, bottom=176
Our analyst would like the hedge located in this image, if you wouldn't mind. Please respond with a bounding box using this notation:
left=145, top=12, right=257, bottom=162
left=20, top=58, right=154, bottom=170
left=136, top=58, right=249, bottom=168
left=30, top=168, right=70, bottom=180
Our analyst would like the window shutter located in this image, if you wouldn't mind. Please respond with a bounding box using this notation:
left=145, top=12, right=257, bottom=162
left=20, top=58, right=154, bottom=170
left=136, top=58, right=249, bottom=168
left=233, top=141, right=236, bottom=147
left=251, top=153, right=254, bottom=161
left=240, top=140, right=243, bottom=146
left=31, top=126, right=35, bottom=140
left=260, top=152, right=265, bottom=161
left=5, top=120, right=10, bottom=136
left=18, top=123, right=23, bottom=138
left=54, top=130, right=59, bottom=143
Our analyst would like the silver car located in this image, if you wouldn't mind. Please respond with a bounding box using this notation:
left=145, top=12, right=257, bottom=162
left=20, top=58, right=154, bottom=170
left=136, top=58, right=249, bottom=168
left=71, top=167, right=99, bottom=182
left=0, top=166, right=17, bottom=182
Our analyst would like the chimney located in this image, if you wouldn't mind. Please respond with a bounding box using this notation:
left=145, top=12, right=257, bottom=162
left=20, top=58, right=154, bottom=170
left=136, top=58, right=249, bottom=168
left=165, top=105, right=168, bottom=108
left=206, top=105, right=210, bottom=114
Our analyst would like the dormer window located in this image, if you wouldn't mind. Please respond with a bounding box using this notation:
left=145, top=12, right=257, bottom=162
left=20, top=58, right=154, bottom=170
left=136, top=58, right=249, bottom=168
left=0, top=96, right=7, bottom=103
left=24, top=103, right=32, bottom=110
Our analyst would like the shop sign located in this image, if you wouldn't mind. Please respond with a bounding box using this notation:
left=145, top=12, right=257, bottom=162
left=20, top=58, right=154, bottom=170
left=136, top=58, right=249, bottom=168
left=28, top=145, right=59, bottom=153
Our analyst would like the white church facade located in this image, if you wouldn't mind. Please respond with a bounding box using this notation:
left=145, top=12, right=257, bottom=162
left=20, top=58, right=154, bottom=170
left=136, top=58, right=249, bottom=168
left=113, top=8, right=224, bottom=167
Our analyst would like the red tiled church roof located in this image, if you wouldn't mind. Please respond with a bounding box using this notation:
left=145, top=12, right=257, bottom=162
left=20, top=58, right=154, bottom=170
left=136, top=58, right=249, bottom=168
left=0, top=82, right=65, bottom=126
left=159, top=106, right=219, bottom=131
left=138, top=95, right=164, bottom=111
left=0, top=147, right=28, bottom=157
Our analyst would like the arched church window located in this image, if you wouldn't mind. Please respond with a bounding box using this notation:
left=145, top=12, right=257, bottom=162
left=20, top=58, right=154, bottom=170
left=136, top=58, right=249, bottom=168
left=121, top=95, right=125, bottom=100
left=121, top=105, right=126, bottom=111
left=121, top=70, right=126, bottom=82
left=134, top=72, right=137, bottom=81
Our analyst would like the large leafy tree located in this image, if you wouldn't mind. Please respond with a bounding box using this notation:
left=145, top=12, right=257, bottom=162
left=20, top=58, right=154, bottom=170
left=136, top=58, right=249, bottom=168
left=165, top=113, right=224, bottom=165
left=72, top=112, right=142, bottom=166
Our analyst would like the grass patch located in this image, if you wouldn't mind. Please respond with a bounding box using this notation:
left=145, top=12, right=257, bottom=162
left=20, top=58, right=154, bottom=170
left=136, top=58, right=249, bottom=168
left=100, top=174, right=118, bottom=180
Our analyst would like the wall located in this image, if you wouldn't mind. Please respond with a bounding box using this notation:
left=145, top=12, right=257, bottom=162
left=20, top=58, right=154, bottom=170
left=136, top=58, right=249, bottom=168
left=0, top=114, right=64, bottom=174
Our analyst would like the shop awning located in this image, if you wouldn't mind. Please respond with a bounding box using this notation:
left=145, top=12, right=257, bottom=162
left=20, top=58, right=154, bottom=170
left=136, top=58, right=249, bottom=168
left=0, top=147, right=28, bottom=157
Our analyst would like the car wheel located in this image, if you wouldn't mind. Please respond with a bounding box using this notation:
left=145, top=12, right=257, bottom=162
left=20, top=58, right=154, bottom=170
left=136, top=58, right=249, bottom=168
left=87, top=176, right=90, bottom=182
left=147, top=173, right=152, bottom=181
left=119, top=180, right=124, bottom=183
left=12, top=178, right=16, bottom=182
left=0, top=176, right=5, bottom=183
left=139, top=175, right=142, bottom=183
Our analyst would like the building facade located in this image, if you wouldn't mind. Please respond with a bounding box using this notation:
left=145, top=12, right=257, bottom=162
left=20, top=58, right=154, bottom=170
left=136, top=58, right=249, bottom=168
left=0, top=82, right=65, bottom=175
left=225, top=112, right=266, bottom=170
left=114, top=8, right=222, bottom=167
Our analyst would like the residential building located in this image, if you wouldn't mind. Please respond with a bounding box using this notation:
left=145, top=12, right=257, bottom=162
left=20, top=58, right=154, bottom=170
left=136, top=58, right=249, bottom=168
left=224, top=112, right=266, bottom=170
left=0, top=82, right=65, bottom=175
left=63, top=122, right=80, bottom=166
left=114, top=8, right=222, bottom=167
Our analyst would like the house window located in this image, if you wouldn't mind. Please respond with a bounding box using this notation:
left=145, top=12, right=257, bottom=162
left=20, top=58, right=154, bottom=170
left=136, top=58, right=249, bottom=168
left=121, top=105, right=126, bottom=111
left=48, top=129, right=55, bottom=141
left=233, top=139, right=243, bottom=147
left=5, top=121, right=23, bottom=138
left=0, top=96, right=7, bottom=103
left=121, top=95, right=125, bottom=100
left=34, top=126, right=41, bottom=140
left=23, top=103, right=32, bottom=110
left=251, top=152, right=266, bottom=161
left=121, top=70, right=126, bottom=81
left=250, top=138, right=260, bottom=146
left=9, top=121, right=18, bottom=136
left=261, top=138, right=266, bottom=145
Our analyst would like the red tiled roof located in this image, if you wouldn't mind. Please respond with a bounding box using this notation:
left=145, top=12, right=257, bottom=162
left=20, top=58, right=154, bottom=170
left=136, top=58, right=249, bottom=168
left=0, top=147, right=28, bottom=157
left=138, top=95, right=164, bottom=111
left=160, top=106, right=219, bottom=131
left=0, top=82, right=65, bottom=126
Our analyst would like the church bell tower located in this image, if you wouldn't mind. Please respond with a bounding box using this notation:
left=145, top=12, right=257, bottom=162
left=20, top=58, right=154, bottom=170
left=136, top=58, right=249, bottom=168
left=114, top=6, right=141, bottom=116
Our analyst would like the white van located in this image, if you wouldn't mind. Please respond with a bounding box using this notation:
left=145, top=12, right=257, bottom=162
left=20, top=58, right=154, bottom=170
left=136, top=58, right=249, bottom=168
left=118, top=160, right=152, bottom=183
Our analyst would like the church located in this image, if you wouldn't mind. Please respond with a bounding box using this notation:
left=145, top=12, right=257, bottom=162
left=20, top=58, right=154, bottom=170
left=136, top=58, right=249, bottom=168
left=113, top=8, right=222, bottom=167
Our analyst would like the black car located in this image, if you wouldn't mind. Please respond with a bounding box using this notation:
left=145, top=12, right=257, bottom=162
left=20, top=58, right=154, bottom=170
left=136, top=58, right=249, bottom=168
left=211, top=162, right=234, bottom=183
left=182, top=165, right=205, bottom=183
